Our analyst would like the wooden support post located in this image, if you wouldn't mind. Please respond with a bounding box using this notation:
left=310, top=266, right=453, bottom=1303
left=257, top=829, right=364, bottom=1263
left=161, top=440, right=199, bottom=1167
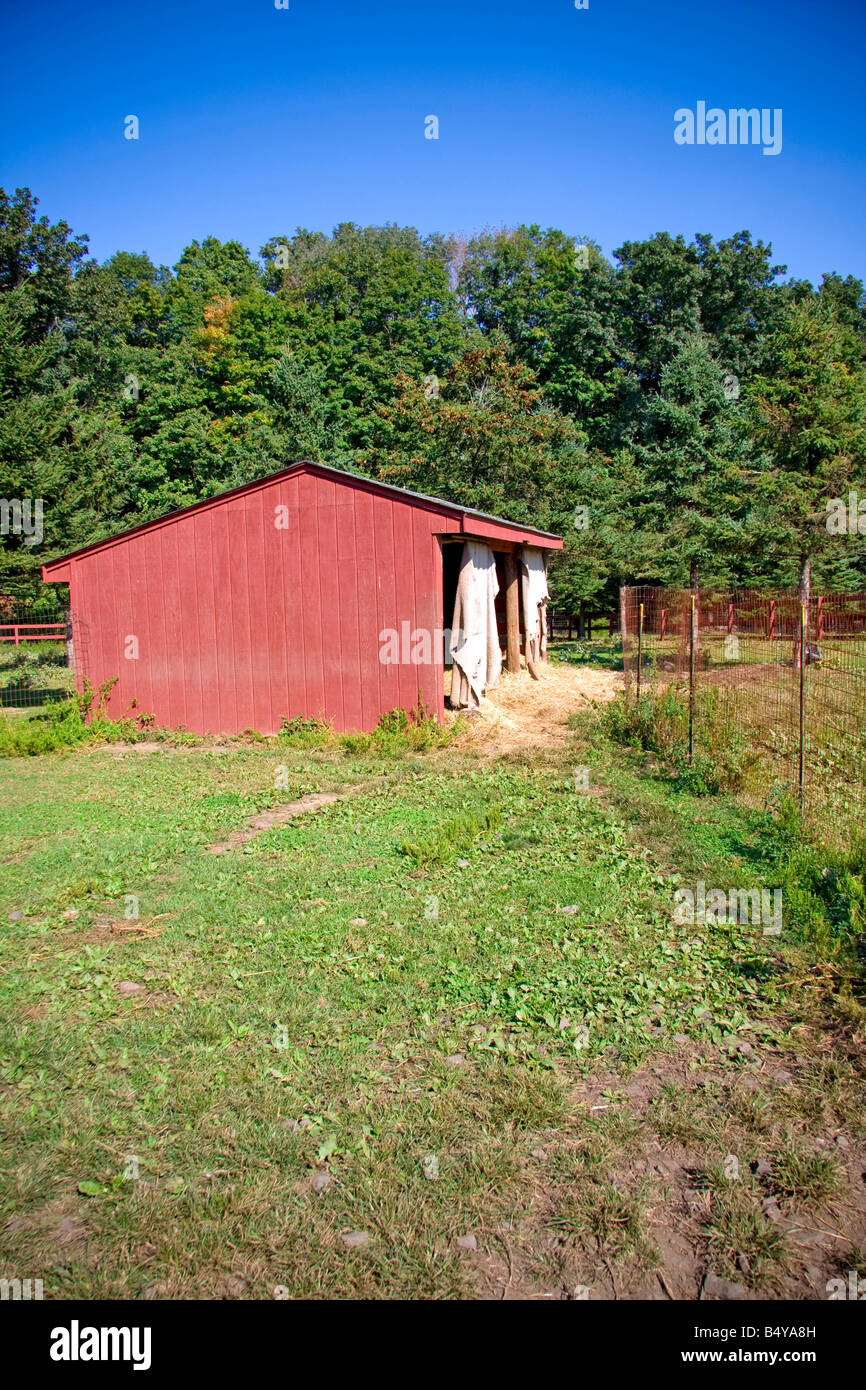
left=503, top=551, right=521, bottom=675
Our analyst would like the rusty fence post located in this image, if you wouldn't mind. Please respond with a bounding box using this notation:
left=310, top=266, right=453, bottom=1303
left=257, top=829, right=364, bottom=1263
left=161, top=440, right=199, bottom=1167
left=799, top=601, right=807, bottom=812
left=637, top=602, right=644, bottom=701
left=620, top=586, right=628, bottom=698
left=689, top=593, right=696, bottom=766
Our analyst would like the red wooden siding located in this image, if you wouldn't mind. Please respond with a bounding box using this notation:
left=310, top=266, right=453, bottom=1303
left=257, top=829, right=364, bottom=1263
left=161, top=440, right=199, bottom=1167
left=43, top=463, right=561, bottom=736
left=54, top=470, right=446, bottom=734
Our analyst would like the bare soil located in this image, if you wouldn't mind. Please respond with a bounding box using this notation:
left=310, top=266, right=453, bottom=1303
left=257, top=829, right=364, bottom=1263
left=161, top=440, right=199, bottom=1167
left=470, top=1036, right=866, bottom=1301
left=206, top=791, right=348, bottom=855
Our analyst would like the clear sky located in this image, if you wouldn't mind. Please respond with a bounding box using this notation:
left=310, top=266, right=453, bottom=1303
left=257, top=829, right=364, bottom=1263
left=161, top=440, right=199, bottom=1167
left=1, top=0, right=864, bottom=285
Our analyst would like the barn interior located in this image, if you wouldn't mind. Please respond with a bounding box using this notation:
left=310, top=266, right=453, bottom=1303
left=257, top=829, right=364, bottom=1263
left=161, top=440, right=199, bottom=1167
left=440, top=536, right=548, bottom=710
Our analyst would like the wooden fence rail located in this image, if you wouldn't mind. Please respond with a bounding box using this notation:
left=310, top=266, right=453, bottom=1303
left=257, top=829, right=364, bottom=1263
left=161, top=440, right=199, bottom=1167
left=0, top=623, right=67, bottom=646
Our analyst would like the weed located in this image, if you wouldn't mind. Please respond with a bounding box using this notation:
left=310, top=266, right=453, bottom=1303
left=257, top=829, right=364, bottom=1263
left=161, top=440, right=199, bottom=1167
left=771, top=1145, right=842, bottom=1207
left=400, top=804, right=502, bottom=864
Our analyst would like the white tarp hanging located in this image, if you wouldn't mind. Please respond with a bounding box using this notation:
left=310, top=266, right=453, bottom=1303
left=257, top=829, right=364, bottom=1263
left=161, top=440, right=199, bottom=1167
left=449, top=541, right=501, bottom=708
left=521, top=546, right=549, bottom=665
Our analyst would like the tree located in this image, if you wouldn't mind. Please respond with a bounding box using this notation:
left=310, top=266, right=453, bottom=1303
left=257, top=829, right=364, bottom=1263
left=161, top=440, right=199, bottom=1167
left=457, top=224, right=623, bottom=449
left=747, top=298, right=866, bottom=623
left=4, top=182, right=863, bottom=613
left=261, top=223, right=463, bottom=454
left=0, top=190, right=89, bottom=592
left=621, top=333, right=755, bottom=600
left=614, top=230, right=786, bottom=395
left=260, top=352, right=346, bottom=465
left=362, top=341, right=618, bottom=612
left=0, top=288, right=74, bottom=592
left=0, top=187, right=88, bottom=339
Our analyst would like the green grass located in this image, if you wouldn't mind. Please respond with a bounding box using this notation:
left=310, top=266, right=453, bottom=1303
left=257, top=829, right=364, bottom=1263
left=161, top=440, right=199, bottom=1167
left=571, top=697, right=866, bottom=993
left=0, top=639, right=71, bottom=685
left=618, top=636, right=866, bottom=838
left=1, top=700, right=864, bottom=1299
left=549, top=636, right=623, bottom=670
left=629, top=631, right=866, bottom=676
left=0, top=640, right=76, bottom=713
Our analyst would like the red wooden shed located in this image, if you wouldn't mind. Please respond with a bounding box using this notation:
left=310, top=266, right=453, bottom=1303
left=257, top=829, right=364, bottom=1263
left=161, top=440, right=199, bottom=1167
left=41, top=461, right=562, bottom=735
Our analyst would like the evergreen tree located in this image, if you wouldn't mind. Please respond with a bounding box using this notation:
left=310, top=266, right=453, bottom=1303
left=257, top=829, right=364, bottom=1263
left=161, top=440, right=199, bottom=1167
left=747, top=298, right=866, bottom=608
left=621, top=333, right=755, bottom=594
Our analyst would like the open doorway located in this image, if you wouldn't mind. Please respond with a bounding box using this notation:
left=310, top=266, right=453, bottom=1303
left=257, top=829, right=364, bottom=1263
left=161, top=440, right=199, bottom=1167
left=441, top=539, right=463, bottom=670
left=440, top=538, right=523, bottom=709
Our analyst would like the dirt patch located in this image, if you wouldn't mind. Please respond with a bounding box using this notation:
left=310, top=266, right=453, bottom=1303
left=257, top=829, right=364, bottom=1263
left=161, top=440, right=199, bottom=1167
left=56, top=913, right=173, bottom=945
left=447, top=662, right=622, bottom=754
left=5, top=1197, right=90, bottom=1259
left=472, top=1039, right=866, bottom=1301
left=206, top=791, right=348, bottom=855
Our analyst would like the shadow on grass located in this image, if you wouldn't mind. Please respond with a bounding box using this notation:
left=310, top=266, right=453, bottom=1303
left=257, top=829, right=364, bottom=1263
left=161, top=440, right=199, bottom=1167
left=550, top=640, right=624, bottom=671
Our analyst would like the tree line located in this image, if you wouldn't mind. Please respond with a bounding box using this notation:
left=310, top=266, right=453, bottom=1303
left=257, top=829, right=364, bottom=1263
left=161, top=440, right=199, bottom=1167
left=1, top=187, right=864, bottom=613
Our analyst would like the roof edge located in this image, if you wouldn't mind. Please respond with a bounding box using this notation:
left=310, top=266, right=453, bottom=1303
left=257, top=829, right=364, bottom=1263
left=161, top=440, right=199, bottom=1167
left=41, top=460, right=563, bottom=575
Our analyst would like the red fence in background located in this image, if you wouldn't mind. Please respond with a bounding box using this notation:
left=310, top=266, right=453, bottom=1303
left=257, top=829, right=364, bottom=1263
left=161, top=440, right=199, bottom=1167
left=0, top=623, right=67, bottom=646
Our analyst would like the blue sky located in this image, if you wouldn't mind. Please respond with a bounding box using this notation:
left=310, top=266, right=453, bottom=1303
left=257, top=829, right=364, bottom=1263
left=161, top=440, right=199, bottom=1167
left=2, top=0, right=864, bottom=286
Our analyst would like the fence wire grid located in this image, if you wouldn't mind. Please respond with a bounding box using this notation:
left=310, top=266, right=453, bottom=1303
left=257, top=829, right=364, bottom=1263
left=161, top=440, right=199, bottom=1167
left=0, top=600, right=78, bottom=711
left=621, top=586, right=866, bottom=832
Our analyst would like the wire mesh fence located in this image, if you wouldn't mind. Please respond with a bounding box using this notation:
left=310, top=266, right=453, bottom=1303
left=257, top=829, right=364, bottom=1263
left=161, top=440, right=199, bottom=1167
left=622, top=586, right=866, bottom=832
left=0, top=600, right=76, bottom=711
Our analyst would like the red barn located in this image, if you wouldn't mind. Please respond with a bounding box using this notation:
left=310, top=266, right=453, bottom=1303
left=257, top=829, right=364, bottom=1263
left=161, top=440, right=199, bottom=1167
left=41, top=461, right=562, bottom=735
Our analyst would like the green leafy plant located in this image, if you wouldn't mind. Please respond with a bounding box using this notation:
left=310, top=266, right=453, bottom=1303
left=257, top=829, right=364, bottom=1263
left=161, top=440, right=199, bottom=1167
left=400, top=803, right=502, bottom=864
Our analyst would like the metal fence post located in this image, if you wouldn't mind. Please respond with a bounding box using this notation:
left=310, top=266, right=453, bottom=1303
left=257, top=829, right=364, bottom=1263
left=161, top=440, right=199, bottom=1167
left=689, top=593, right=696, bottom=766
left=799, top=600, right=807, bottom=812
left=620, top=586, right=628, bottom=697
left=637, top=602, right=644, bottom=701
